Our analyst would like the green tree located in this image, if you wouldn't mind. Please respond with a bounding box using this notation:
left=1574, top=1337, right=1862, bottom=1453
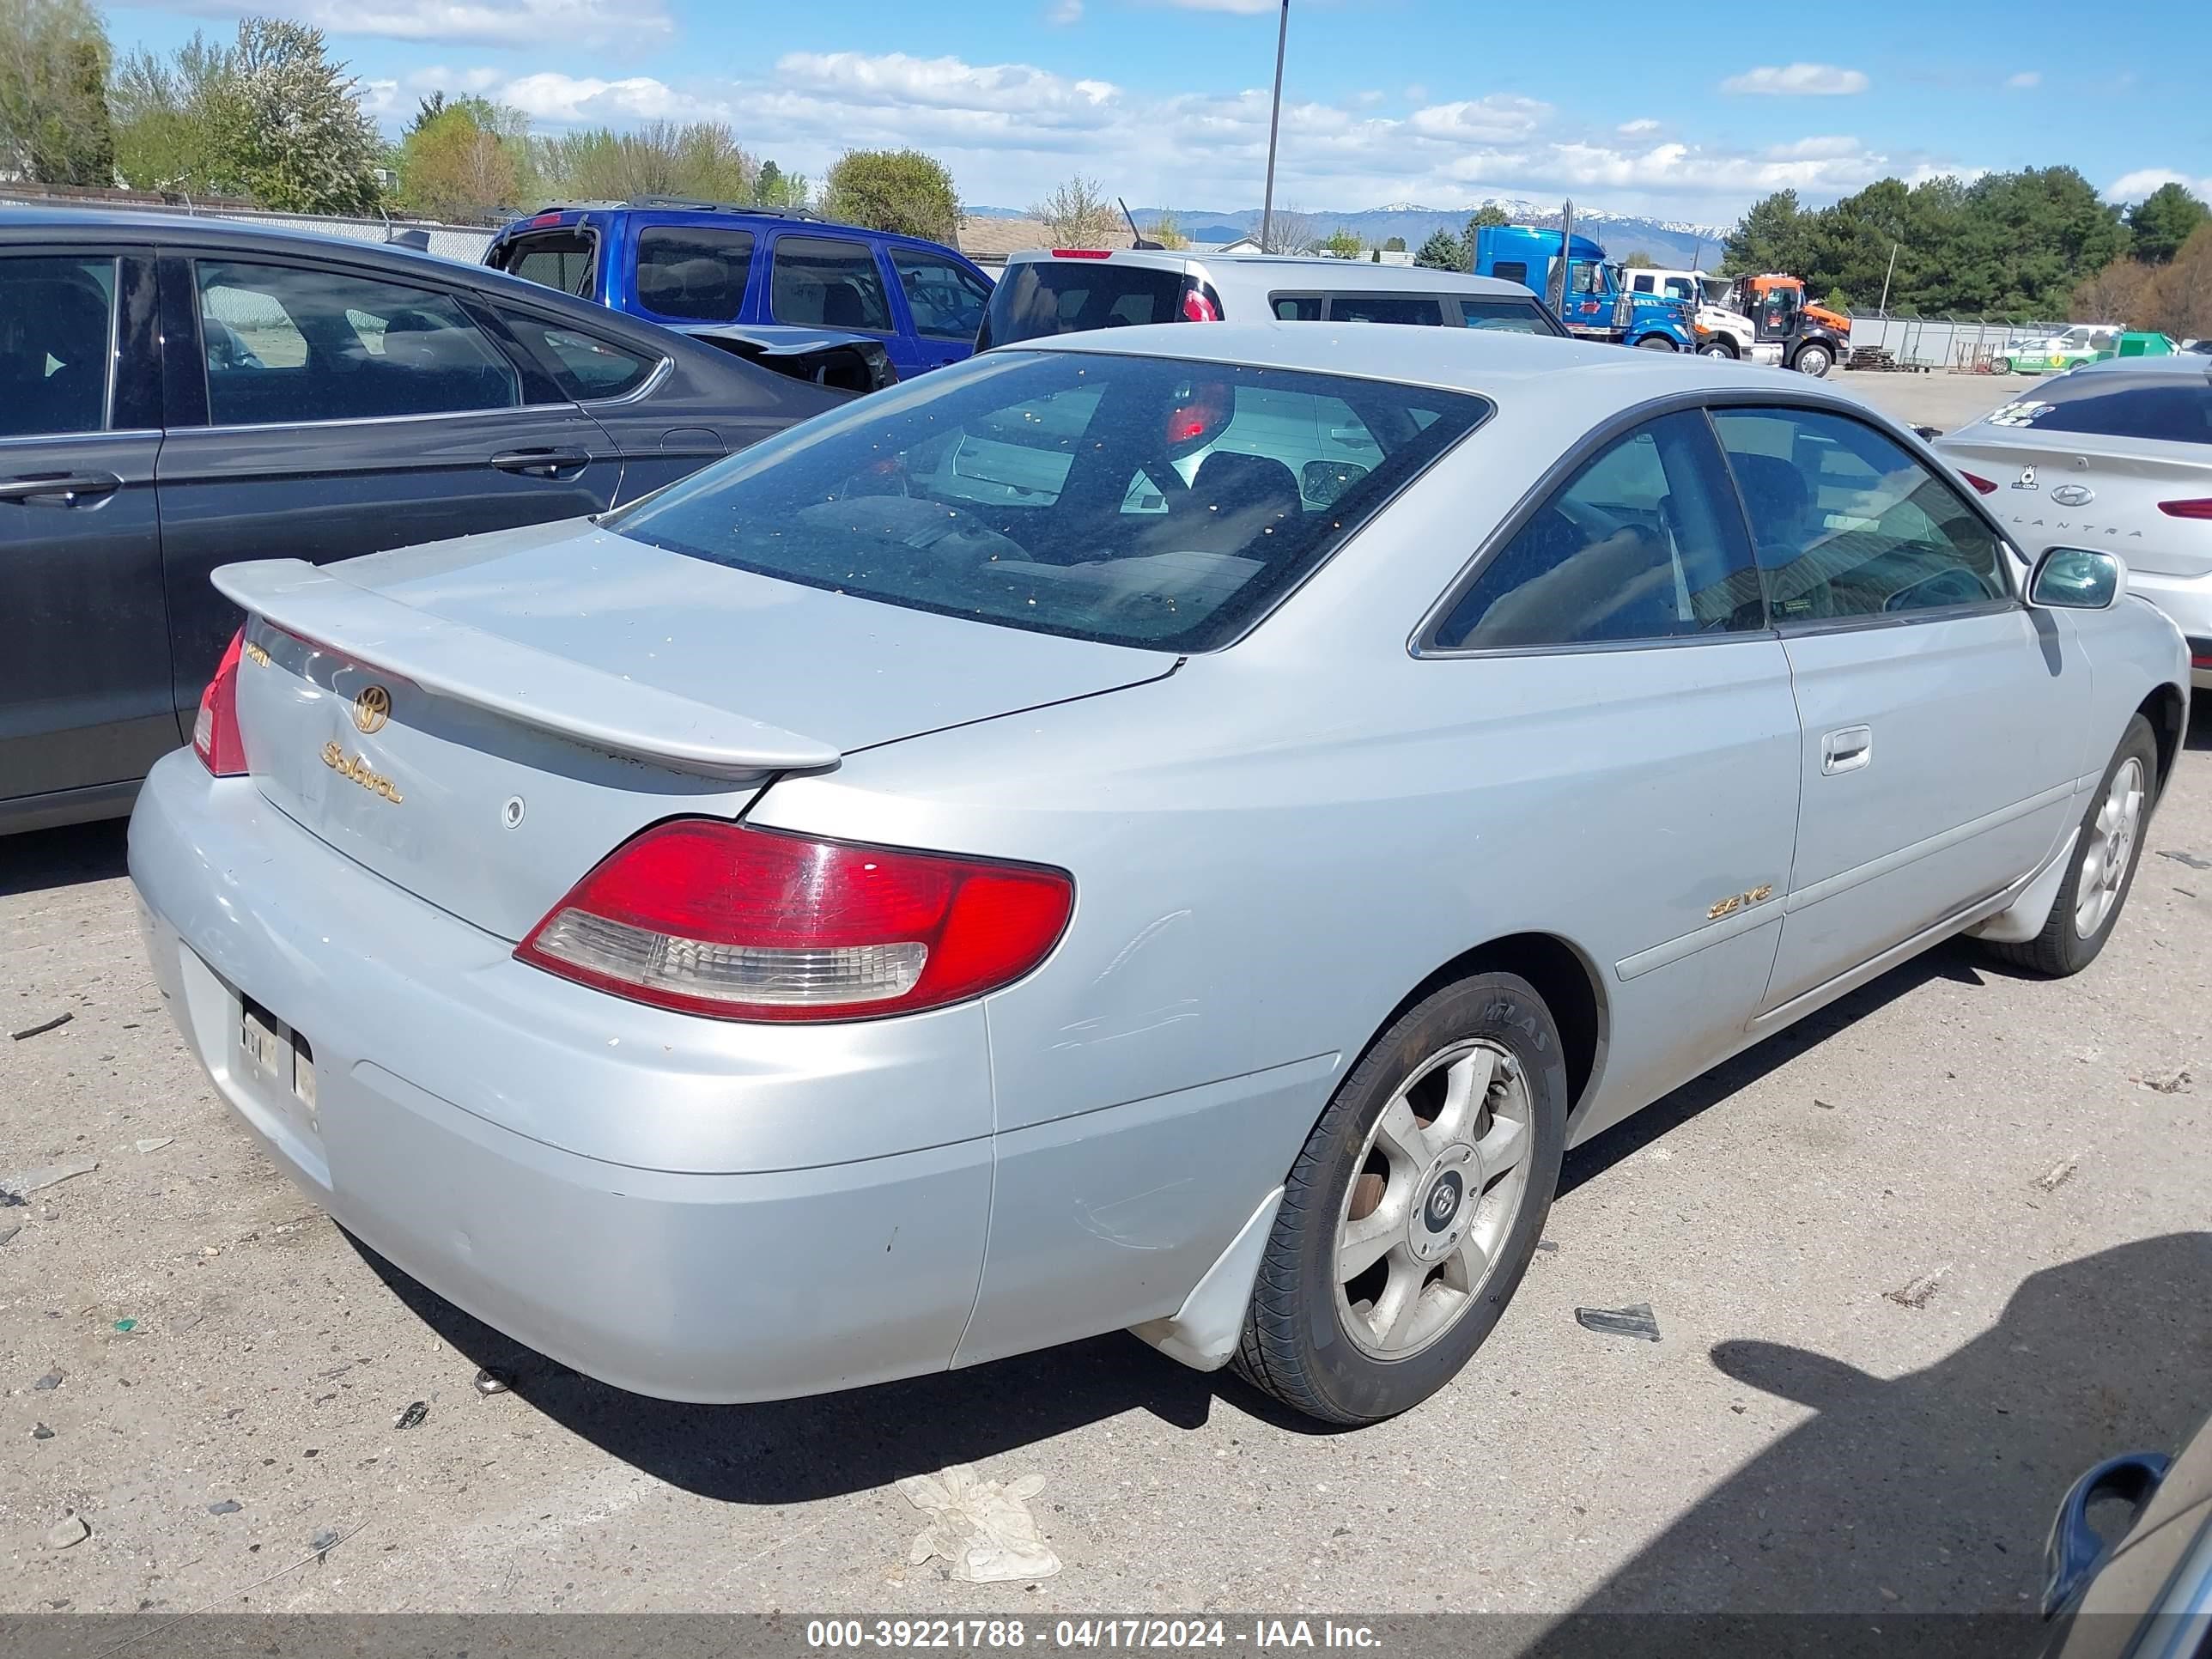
left=1030, top=173, right=1118, bottom=249
left=1468, top=203, right=1510, bottom=229
left=1622, top=249, right=1656, bottom=268
left=398, top=98, right=532, bottom=222
left=824, top=147, right=960, bottom=242
left=1147, top=210, right=1188, bottom=250
left=203, top=18, right=382, bottom=213
left=1322, top=225, right=1364, bottom=259
left=2126, top=182, right=2209, bottom=264
left=110, top=32, right=234, bottom=192
left=1414, top=228, right=1464, bottom=270
left=1722, top=189, right=1813, bottom=276
left=532, top=120, right=756, bottom=205
left=0, top=0, right=114, bottom=185
left=1382, top=234, right=1405, bottom=252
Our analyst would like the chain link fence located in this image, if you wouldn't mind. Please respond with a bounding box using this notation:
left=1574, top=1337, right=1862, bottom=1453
left=0, top=184, right=496, bottom=264
left=1843, top=312, right=2077, bottom=373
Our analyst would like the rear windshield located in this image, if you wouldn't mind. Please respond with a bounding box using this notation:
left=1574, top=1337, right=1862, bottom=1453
left=981, top=263, right=1188, bottom=349
left=1980, top=373, right=2212, bottom=446
left=608, top=349, right=1486, bottom=652
left=497, top=229, right=595, bottom=297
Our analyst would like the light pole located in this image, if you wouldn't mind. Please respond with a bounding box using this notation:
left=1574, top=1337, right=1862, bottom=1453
left=1878, top=241, right=1899, bottom=317
left=1259, top=0, right=1289, bottom=253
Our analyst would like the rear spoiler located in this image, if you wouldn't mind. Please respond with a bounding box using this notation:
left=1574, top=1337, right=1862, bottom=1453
left=211, top=559, right=842, bottom=778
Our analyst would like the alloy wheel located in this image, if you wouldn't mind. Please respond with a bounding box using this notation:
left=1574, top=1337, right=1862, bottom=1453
left=1333, top=1039, right=1534, bottom=1360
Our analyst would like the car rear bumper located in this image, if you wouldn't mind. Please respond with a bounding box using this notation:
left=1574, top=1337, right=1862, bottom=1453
left=126, top=750, right=994, bottom=1403
left=2127, top=568, right=2212, bottom=687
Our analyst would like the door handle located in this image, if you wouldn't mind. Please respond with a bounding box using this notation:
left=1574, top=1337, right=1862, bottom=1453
left=488, top=448, right=590, bottom=478
left=1821, top=725, right=1873, bottom=775
left=0, top=471, right=124, bottom=507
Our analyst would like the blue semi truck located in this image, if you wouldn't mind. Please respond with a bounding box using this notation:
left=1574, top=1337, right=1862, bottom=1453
left=1470, top=224, right=1692, bottom=351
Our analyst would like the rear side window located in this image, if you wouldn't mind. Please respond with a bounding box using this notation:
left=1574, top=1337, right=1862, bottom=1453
left=499, top=229, right=595, bottom=297
left=197, top=260, right=520, bottom=426
left=492, top=308, right=660, bottom=400
left=1459, top=297, right=1559, bottom=335
left=770, top=236, right=893, bottom=332
left=981, top=262, right=1188, bottom=348
left=1330, top=294, right=1447, bottom=326
left=635, top=226, right=754, bottom=322
left=1981, top=376, right=2212, bottom=446
left=1431, top=412, right=1763, bottom=649
left=0, top=254, right=118, bottom=437
left=608, top=350, right=1486, bottom=652
left=1491, top=261, right=1528, bottom=286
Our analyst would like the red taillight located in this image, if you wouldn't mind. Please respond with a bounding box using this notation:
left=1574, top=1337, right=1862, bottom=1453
left=1049, top=248, right=1112, bottom=258
left=527, top=211, right=564, bottom=228
left=192, top=629, right=247, bottom=777
left=1166, top=379, right=1233, bottom=450
left=515, top=821, right=1073, bottom=1023
left=1181, top=287, right=1221, bottom=323
left=2158, top=498, right=2212, bottom=520
left=1960, top=471, right=1998, bottom=495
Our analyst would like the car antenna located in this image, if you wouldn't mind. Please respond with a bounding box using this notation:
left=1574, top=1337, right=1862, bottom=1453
left=1121, top=198, right=1164, bottom=252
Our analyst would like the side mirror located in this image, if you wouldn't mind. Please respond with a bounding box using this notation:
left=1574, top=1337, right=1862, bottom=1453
left=2028, top=546, right=2125, bottom=611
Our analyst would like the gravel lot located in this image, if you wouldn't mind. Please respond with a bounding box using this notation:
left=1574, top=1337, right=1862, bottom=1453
left=5, top=369, right=2208, bottom=1619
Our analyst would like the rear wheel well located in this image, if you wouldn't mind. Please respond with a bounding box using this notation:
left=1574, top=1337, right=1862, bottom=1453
left=1362, top=934, right=1604, bottom=1116
left=2141, top=684, right=2186, bottom=798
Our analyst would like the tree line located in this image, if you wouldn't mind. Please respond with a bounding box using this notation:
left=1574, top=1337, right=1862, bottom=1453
left=1721, top=167, right=2211, bottom=336
left=2, top=0, right=966, bottom=238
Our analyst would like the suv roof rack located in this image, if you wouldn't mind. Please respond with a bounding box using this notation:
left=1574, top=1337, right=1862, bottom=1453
left=530, top=198, right=823, bottom=221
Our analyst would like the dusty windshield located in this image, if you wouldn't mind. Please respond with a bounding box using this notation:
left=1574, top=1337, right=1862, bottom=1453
left=608, top=351, right=1487, bottom=652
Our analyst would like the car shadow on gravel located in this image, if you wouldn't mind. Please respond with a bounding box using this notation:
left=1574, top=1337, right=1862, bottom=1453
left=349, top=1236, right=1335, bottom=1506
left=1560, top=940, right=1976, bottom=1196
left=1516, top=1230, right=2212, bottom=1632
left=0, top=817, right=129, bottom=898
left=346, top=938, right=2008, bottom=1504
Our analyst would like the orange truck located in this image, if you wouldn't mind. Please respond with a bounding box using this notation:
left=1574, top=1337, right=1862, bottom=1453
left=1727, top=274, right=1851, bottom=377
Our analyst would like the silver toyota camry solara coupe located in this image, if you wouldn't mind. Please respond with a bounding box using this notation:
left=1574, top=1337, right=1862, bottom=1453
left=131, top=326, right=2191, bottom=1425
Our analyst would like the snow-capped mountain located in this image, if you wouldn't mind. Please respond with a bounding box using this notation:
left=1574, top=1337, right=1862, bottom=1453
left=969, top=199, right=1737, bottom=269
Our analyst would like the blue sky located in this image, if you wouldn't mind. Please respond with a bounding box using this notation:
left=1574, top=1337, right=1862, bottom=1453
left=104, top=0, right=2212, bottom=225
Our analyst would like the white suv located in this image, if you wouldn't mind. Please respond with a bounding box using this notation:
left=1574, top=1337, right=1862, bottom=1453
left=977, top=250, right=1566, bottom=349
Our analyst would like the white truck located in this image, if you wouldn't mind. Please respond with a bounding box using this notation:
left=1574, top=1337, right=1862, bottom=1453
left=1626, top=267, right=1757, bottom=360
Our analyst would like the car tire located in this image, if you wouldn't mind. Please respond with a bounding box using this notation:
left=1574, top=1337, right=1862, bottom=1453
left=1794, top=343, right=1834, bottom=377
left=1984, top=714, right=2158, bottom=978
left=1636, top=335, right=1677, bottom=351
left=1995, top=356, right=2015, bottom=374
left=1699, top=341, right=1736, bottom=358
left=1231, top=972, right=1569, bottom=1425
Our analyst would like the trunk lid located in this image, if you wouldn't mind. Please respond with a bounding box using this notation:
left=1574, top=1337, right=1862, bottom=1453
left=1938, top=428, right=2212, bottom=580
left=219, top=520, right=1174, bottom=941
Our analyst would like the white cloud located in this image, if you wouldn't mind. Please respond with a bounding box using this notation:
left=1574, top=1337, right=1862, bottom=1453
left=2109, top=167, right=2212, bottom=202
left=501, top=71, right=723, bottom=124
left=357, top=77, right=401, bottom=117
left=1617, top=117, right=1660, bottom=135
left=1045, top=0, right=1082, bottom=21
left=416, top=47, right=1966, bottom=222
left=2004, top=70, right=2040, bottom=88
left=1407, top=94, right=1550, bottom=143
left=407, top=64, right=501, bottom=92
left=138, top=0, right=669, bottom=47
left=1721, top=63, right=1870, bottom=95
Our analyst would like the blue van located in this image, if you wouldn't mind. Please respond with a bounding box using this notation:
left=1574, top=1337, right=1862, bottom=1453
left=483, top=200, right=996, bottom=380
